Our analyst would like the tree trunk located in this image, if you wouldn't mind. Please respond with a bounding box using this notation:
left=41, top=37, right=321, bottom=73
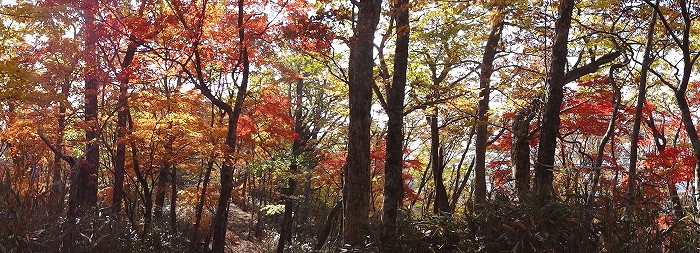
left=622, top=8, right=656, bottom=215
left=533, top=0, right=575, bottom=201
left=410, top=160, right=432, bottom=209
left=675, top=93, right=700, bottom=209
left=511, top=105, right=535, bottom=201
left=112, top=43, right=137, bottom=215
left=190, top=159, right=214, bottom=252
left=128, top=111, right=152, bottom=236
left=474, top=7, right=505, bottom=210
left=277, top=78, right=304, bottom=253
left=429, top=114, right=449, bottom=213
left=450, top=127, right=475, bottom=211
left=380, top=0, right=409, bottom=248
left=343, top=0, right=381, bottom=247
left=210, top=1, right=250, bottom=251
left=154, top=167, right=170, bottom=221
left=588, top=63, right=624, bottom=208
left=645, top=0, right=699, bottom=211
left=314, top=201, right=342, bottom=250
left=170, top=164, right=177, bottom=235
left=50, top=79, right=70, bottom=210
left=73, top=0, right=100, bottom=216
left=645, top=115, right=687, bottom=224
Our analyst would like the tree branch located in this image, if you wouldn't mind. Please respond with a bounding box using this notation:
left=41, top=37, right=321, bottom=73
left=563, top=51, right=621, bottom=84
left=37, top=130, right=75, bottom=166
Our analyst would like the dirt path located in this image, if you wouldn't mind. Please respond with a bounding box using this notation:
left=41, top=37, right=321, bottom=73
left=224, top=204, right=264, bottom=253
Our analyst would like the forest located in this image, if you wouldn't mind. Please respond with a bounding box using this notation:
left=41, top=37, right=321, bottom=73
left=0, top=0, right=699, bottom=252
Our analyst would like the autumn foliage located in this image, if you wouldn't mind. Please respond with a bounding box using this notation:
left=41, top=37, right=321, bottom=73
left=1, top=0, right=700, bottom=252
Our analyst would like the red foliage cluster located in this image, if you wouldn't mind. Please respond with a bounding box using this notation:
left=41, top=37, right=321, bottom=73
left=313, top=150, right=346, bottom=189
left=642, top=147, right=696, bottom=183
left=489, top=160, right=512, bottom=187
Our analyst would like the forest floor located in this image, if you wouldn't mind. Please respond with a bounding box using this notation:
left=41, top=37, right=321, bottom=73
left=224, top=204, right=264, bottom=253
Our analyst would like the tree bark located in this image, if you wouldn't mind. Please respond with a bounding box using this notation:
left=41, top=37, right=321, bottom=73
left=154, top=167, right=170, bottom=221
left=50, top=79, right=70, bottom=210
left=380, top=0, right=409, bottom=248
left=190, top=159, right=214, bottom=252
left=112, top=42, right=137, bottom=215
left=277, top=78, right=304, bottom=253
left=429, top=114, right=449, bottom=213
left=622, top=8, right=656, bottom=215
left=474, top=7, right=505, bottom=210
left=645, top=0, right=700, bottom=211
left=343, top=0, right=381, bottom=247
left=533, top=0, right=575, bottom=201
left=72, top=0, right=100, bottom=217
left=511, top=104, right=536, bottom=201
left=588, top=63, right=624, bottom=208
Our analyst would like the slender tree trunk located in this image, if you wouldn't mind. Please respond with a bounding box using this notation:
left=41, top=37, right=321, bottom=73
left=667, top=180, right=685, bottom=217
left=474, top=7, right=505, bottom=210
left=533, top=0, right=575, bottom=201
left=645, top=0, right=699, bottom=212
left=113, top=43, right=137, bottom=215
left=450, top=127, right=475, bottom=210
left=623, top=9, right=656, bottom=215
left=277, top=78, right=304, bottom=253
left=588, top=63, right=624, bottom=208
left=343, top=0, right=381, bottom=247
left=646, top=114, right=686, bottom=218
left=210, top=1, right=250, bottom=251
left=410, top=160, right=431, bottom=208
left=63, top=157, right=81, bottom=251
left=429, top=114, right=449, bottom=213
left=50, top=79, right=70, bottom=209
left=128, top=111, right=152, bottom=236
left=675, top=93, right=700, bottom=209
left=314, top=200, right=342, bottom=250
left=190, top=159, right=214, bottom=252
left=112, top=42, right=137, bottom=214
left=380, top=0, right=409, bottom=248
left=170, top=164, right=177, bottom=234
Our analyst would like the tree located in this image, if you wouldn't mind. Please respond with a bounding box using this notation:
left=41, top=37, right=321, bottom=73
left=72, top=0, right=100, bottom=217
left=643, top=0, right=700, bottom=211
left=534, top=0, right=621, bottom=200
left=428, top=113, right=449, bottom=213
left=112, top=32, right=139, bottom=215
left=379, top=0, right=409, bottom=248
left=343, top=0, right=382, bottom=246
left=474, top=6, right=505, bottom=209
left=533, top=0, right=575, bottom=200
left=619, top=6, right=657, bottom=215
left=277, top=77, right=304, bottom=253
